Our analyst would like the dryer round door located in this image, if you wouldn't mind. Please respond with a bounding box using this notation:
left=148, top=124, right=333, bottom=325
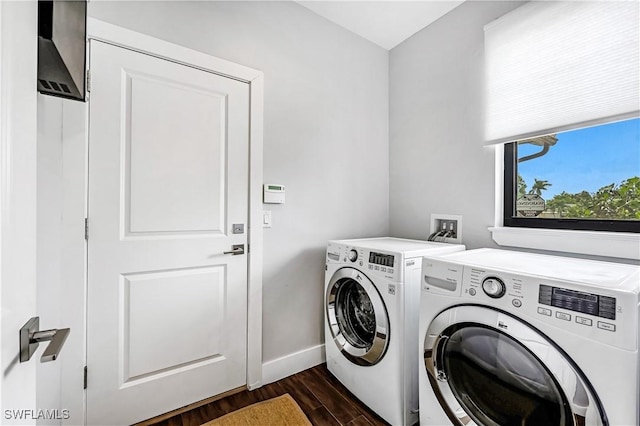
left=326, top=267, right=390, bottom=366
left=423, top=305, right=607, bottom=426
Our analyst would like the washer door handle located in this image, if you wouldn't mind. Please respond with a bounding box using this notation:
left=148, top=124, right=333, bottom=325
left=435, top=335, right=449, bottom=382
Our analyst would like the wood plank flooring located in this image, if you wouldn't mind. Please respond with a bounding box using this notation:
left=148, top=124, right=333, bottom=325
left=144, top=364, right=389, bottom=426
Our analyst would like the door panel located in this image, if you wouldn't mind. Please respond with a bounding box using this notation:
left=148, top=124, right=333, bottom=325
left=126, top=72, right=227, bottom=235
left=124, top=266, right=226, bottom=380
left=87, top=40, right=249, bottom=425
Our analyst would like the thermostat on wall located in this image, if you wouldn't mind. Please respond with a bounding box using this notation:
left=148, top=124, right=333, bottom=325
left=263, top=184, right=285, bottom=204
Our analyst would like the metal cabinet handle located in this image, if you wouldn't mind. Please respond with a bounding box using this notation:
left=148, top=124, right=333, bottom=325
left=223, top=244, right=245, bottom=255
left=20, top=317, right=70, bottom=363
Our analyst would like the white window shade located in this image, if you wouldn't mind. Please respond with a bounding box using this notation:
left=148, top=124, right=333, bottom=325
left=484, top=1, right=639, bottom=145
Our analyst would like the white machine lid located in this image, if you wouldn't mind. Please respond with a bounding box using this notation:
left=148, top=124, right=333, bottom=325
left=431, top=248, right=640, bottom=290
left=329, top=237, right=464, bottom=257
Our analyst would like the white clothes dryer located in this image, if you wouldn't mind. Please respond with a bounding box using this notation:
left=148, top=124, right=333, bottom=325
left=418, top=248, right=640, bottom=426
left=325, top=238, right=465, bottom=425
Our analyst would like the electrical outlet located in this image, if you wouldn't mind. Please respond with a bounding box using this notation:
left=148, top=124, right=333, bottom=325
left=429, top=214, right=463, bottom=244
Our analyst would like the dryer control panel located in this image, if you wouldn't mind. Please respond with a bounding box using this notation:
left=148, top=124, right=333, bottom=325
left=422, top=257, right=638, bottom=351
left=538, top=285, right=616, bottom=320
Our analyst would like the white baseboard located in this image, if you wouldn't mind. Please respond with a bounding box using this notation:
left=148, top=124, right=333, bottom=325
left=261, top=344, right=326, bottom=385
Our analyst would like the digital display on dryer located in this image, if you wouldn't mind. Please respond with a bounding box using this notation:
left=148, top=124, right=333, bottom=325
left=539, top=285, right=616, bottom=320
left=369, top=252, right=394, bottom=267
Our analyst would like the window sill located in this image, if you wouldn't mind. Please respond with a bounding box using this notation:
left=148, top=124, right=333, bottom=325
left=489, top=227, right=640, bottom=260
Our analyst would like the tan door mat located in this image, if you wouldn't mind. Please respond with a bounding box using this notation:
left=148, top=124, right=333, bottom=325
left=201, top=394, right=312, bottom=426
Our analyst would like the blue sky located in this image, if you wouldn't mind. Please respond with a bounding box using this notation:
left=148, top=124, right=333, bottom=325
left=518, top=118, right=640, bottom=199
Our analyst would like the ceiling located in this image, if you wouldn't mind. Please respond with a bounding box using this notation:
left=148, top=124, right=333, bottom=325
left=296, top=1, right=465, bottom=50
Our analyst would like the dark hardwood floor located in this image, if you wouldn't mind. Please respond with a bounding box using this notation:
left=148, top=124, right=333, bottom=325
left=143, top=364, right=390, bottom=426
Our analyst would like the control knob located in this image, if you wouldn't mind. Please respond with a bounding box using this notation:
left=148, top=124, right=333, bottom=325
left=348, top=249, right=358, bottom=262
left=482, top=277, right=506, bottom=298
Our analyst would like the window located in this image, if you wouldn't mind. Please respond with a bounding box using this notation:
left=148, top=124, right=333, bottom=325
left=504, top=118, right=640, bottom=233
left=486, top=1, right=639, bottom=257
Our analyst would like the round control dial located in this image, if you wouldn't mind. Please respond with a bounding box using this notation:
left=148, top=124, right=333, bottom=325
left=482, top=277, right=506, bottom=298
left=348, top=249, right=358, bottom=262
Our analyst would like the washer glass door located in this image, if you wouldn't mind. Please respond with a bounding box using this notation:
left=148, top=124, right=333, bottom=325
left=424, top=306, right=606, bottom=426
left=326, top=268, right=389, bottom=366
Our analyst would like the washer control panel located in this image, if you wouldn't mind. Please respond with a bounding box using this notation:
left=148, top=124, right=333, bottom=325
left=365, top=250, right=397, bottom=279
left=326, top=243, right=398, bottom=280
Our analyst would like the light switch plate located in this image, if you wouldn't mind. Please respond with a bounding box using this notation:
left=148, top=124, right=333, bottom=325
left=263, top=210, right=272, bottom=228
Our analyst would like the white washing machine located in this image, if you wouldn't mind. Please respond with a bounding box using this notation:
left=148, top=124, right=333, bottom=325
left=325, top=237, right=465, bottom=425
left=419, top=248, right=640, bottom=426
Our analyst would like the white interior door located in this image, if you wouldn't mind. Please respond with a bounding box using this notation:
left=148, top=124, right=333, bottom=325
left=1, top=1, right=39, bottom=421
left=86, top=40, right=250, bottom=425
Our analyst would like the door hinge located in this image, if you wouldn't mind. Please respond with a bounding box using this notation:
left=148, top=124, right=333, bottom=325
left=86, top=69, right=91, bottom=93
left=84, top=366, right=88, bottom=389
left=84, top=218, right=89, bottom=240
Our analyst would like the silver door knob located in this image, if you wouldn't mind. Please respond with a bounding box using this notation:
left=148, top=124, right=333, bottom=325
left=223, top=244, right=245, bottom=255
left=20, top=317, right=70, bottom=363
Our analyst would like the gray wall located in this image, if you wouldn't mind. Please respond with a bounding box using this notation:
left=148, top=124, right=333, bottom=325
left=389, top=1, right=522, bottom=249
left=88, top=1, right=390, bottom=363
left=389, top=0, right=639, bottom=265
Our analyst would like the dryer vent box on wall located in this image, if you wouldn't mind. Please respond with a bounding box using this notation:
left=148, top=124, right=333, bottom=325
left=263, top=184, right=285, bottom=204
